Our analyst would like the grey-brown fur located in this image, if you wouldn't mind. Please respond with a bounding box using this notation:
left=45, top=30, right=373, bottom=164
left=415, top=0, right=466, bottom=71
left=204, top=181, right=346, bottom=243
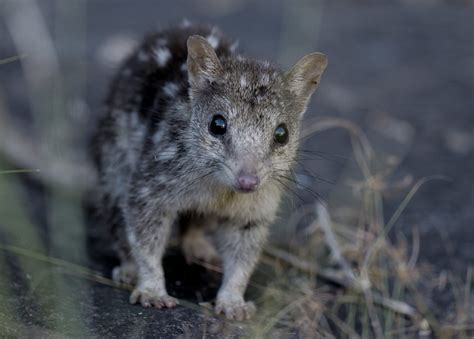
left=92, top=22, right=327, bottom=320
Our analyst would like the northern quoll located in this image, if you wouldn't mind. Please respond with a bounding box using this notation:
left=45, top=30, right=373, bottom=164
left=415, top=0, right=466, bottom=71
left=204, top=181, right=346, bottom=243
left=92, top=23, right=327, bottom=320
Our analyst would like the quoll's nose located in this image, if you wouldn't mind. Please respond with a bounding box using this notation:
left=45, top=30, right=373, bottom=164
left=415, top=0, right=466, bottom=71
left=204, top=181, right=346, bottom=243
left=236, top=172, right=260, bottom=192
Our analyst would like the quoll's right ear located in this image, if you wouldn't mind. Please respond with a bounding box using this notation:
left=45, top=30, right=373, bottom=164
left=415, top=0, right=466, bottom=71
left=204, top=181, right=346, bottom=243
left=284, top=52, right=328, bottom=111
left=187, top=35, right=223, bottom=90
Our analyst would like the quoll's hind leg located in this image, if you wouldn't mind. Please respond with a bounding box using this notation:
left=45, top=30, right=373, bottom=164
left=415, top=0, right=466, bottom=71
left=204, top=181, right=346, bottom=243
left=112, top=259, right=138, bottom=286
left=107, top=203, right=138, bottom=286
left=96, top=194, right=138, bottom=286
left=213, top=220, right=269, bottom=320
left=125, top=209, right=178, bottom=309
left=179, top=214, right=219, bottom=264
left=182, top=228, right=219, bottom=264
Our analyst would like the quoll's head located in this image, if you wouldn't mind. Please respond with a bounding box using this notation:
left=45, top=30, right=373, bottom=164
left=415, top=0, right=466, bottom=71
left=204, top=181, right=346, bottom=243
left=186, top=35, right=327, bottom=193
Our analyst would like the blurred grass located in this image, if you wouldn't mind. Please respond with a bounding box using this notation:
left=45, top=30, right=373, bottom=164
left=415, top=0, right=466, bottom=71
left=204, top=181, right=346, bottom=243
left=0, top=163, right=91, bottom=336
left=0, top=0, right=473, bottom=337
left=0, top=54, right=26, bottom=65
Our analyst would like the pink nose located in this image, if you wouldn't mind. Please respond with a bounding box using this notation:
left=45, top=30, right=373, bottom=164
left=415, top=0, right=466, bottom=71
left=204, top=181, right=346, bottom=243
left=236, top=173, right=259, bottom=192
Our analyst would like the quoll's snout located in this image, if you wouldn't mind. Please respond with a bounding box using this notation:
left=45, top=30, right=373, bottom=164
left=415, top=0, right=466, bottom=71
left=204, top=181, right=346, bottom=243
left=236, top=171, right=260, bottom=192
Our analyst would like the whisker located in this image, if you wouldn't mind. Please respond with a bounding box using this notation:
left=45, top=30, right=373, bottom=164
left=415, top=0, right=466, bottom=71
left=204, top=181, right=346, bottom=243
left=298, top=149, right=350, bottom=161
left=273, top=171, right=328, bottom=205
left=273, top=176, right=305, bottom=204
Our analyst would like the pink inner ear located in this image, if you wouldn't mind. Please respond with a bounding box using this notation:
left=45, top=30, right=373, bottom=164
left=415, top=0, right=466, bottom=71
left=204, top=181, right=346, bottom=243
left=286, top=53, right=327, bottom=94
left=286, top=58, right=326, bottom=98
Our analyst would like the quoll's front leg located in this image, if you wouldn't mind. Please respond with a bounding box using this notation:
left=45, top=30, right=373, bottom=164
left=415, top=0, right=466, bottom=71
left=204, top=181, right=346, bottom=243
left=213, top=220, right=269, bottom=320
left=125, top=206, right=178, bottom=309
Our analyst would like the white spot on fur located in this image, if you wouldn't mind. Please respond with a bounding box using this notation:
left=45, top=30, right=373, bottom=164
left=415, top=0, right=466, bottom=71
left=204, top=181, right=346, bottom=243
left=206, top=34, right=219, bottom=49
left=163, top=82, right=179, bottom=97
left=97, top=34, right=137, bottom=69
left=139, top=186, right=151, bottom=197
left=230, top=40, right=239, bottom=53
left=153, top=128, right=164, bottom=145
left=127, top=230, right=137, bottom=246
left=157, top=174, right=170, bottom=183
left=206, top=27, right=220, bottom=49
left=159, top=145, right=177, bottom=161
left=180, top=63, right=187, bottom=72
left=128, top=113, right=146, bottom=166
left=240, top=75, right=248, bottom=88
left=114, top=111, right=146, bottom=167
left=154, top=47, right=171, bottom=67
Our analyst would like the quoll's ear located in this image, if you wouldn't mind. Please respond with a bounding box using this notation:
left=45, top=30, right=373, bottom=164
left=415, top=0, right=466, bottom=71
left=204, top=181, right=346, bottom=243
left=187, top=35, right=223, bottom=89
left=284, top=52, right=328, bottom=109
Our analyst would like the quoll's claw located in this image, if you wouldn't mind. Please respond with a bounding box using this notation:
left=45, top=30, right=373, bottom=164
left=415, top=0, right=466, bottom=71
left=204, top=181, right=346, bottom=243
left=215, top=298, right=256, bottom=321
left=130, top=288, right=178, bottom=309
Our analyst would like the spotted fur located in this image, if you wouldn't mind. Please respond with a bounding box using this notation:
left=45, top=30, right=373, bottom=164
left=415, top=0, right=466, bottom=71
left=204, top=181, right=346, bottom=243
left=92, top=23, right=327, bottom=320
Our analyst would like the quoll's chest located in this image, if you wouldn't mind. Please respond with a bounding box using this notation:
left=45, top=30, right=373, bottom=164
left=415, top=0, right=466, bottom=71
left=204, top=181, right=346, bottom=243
left=190, top=183, right=282, bottom=224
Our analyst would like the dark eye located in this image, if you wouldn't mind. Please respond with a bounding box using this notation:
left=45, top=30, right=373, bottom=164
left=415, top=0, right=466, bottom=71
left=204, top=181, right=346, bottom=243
left=209, top=114, right=227, bottom=136
left=274, top=124, right=289, bottom=145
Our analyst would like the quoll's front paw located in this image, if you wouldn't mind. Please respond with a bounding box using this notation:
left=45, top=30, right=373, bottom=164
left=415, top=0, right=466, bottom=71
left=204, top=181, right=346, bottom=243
left=130, top=287, right=178, bottom=309
left=215, top=295, right=256, bottom=321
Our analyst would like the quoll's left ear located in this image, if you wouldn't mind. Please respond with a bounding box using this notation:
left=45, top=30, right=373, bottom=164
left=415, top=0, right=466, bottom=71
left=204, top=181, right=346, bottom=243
left=284, top=52, right=328, bottom=109
left=187, top=35, right=223, bottom=90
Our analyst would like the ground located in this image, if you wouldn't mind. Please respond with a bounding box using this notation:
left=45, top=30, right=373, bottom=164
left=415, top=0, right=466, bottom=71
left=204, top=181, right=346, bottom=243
left=0, top=0, right=473, bottom=337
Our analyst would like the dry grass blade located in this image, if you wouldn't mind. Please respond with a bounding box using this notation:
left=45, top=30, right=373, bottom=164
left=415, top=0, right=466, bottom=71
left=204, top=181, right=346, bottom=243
left=259, top=298, right=303, bottom=335
left=263, top=245, right=417, bottom=318
left=316, top=202, right=355, bottom=280
left=0, top=243, right=116, bottom=288
left=0, top=54, right=27, bottom=65
left=0, top=169, right=40, bottom=175
left=384, top=175, right=451, bottom=234
left=300, top=116, right=374, bottom=177
left=408, top=227, right=420, bottom=269
left=363, top=175, right=451, bottom=270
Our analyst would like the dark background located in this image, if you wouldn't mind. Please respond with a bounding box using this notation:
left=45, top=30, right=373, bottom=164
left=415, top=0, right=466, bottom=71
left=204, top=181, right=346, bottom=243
left=0, top=0, right=473, bottom=337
